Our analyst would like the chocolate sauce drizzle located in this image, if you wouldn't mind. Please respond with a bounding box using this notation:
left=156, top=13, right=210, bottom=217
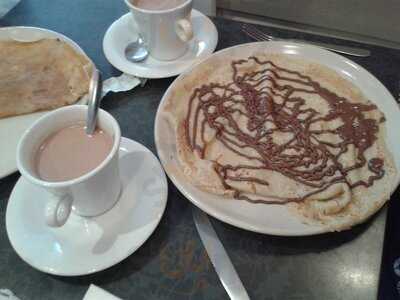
left=184, top=57, right=385, bottom=204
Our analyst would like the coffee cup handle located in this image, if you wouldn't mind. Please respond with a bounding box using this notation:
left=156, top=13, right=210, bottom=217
left=175, top=19, right=193, bottom=42
left=45, top=192, right=73, bottom=227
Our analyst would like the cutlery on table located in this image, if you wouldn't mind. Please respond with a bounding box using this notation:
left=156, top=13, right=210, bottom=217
left=193, top=207, right=250, bottom=300
left=241, top=23, right=371, bottom=57
left=125, top=35, right=149, bottom=63
left=397, top=81, right=400, bottom=105
left=86, top=68, right=102, bottom=135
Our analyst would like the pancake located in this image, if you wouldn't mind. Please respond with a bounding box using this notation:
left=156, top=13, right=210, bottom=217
left=0, top=39, right=92, bottom=119
left=163, top=53, right=397, bottom=231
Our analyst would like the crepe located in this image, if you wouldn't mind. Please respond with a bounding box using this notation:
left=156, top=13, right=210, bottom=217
left=0, top=38, right=92, bottom=119
left=162, top=53, right=397, bottom=231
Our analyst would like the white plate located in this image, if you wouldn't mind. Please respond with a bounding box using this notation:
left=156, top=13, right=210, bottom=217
left=155, top=41, right=400, bottom=236
left=6, top=137, right=168, bottom=276
left=102, top=10, right=218, bottom=78
left=0, top=26, right=92, bottom=179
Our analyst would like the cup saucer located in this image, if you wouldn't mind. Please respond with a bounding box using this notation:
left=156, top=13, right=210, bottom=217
left=103, top=9, right=218, bottom=78
left=6, top=137, right=168, bottom=276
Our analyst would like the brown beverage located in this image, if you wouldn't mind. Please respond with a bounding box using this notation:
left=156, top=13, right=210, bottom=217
left=132, top=0, right=186, bottom=10
left=35, top=123, right=113, bottom=182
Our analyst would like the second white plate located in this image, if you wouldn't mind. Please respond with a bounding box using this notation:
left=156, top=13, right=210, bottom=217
left=0, top=26, right=92, bottom=179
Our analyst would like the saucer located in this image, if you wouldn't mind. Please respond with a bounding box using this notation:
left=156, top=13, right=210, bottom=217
left=6, top=137, right=168, bottom=276
left=103, top=9, right=218, bottom=78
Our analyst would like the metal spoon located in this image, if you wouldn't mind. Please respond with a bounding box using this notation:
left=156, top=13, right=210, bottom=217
left=124, top=36, right=148, bottom=62
left=86, top=69, right=102, bottom=135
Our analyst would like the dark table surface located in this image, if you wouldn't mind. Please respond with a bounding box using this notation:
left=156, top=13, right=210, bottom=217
left=1, top=1, right=400, bottom=299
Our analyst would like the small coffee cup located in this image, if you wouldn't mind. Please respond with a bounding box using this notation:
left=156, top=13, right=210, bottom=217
left=17, top=105, right=121, bottom=227
left=125, top=0, right=194, bottom=61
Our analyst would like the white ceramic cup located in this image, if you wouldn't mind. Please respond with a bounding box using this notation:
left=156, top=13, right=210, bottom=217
left=125, top=0, right=194, bottom=61
left=17, top=105, right=122, bottom=227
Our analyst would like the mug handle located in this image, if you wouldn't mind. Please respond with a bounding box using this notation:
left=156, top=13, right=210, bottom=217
left=175, top=19, right=193, bottom=42
left=45, top=192, right=73, bottom=227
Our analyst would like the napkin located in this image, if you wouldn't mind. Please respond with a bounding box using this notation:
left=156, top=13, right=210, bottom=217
left=102, top=73, right=147, bottom=98
left=0, top=0, right=20, bottom=18
left=83, top=285, right=122, bottom=300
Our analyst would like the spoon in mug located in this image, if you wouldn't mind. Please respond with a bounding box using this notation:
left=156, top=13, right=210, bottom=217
left=86, top=68, right=102, bottom=135
left=125, top=36, right=149, bottom=62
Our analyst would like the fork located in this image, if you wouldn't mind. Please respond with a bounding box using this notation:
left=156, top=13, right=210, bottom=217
left=397, top=81, right=400, bottom=105
left=241, top=23, right=371, bottom=57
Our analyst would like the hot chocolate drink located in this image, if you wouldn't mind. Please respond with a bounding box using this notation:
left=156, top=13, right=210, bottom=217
left=35, top=123, right=113, bottom=182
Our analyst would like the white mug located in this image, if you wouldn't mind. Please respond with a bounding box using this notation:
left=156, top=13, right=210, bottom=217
left=17, top=105, right=122, bottom=227
left=125, top=0, right=194, bottom=61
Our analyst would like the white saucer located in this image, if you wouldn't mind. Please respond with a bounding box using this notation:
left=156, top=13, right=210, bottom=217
left=6, top=137, right=168, bottom=276
left=103, top=10, right=218, bottom=78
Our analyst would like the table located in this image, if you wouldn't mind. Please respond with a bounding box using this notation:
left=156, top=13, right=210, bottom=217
left=1, top=1, right=400, bottom=299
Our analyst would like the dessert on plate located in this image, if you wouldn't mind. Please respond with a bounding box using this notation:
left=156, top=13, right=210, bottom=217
left=0, top=38, right=92, bottom=119
left=163, top=53, right=397, bottom=231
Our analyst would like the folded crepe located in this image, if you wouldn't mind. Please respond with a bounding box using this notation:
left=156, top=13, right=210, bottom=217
left=162, top=53, right=397, bottom=231
left=0, top=38, right=92, bottom=119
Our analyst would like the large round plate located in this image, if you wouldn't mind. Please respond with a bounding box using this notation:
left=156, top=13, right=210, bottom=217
left=155, top=41, right=400, bottom=236
left=0, top=26, right=92, bottom=179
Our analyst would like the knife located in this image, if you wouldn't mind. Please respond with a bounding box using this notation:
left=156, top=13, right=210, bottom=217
left=193, top=207, right=250, bottom=300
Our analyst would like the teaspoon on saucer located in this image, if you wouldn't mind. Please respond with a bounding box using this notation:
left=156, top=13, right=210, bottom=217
left=124, top=36, right=149, bottom=63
